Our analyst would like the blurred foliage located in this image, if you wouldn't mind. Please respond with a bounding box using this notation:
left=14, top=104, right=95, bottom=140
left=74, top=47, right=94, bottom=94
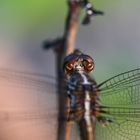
left=0, top=0, right=110, bottom=28
left=0, top=0, right=139, bottom=31
left=0, top=0, right=66, bottom=37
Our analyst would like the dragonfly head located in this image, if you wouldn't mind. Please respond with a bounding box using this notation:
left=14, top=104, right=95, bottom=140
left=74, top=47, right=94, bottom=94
left=63, top=50, right=95, bottom=75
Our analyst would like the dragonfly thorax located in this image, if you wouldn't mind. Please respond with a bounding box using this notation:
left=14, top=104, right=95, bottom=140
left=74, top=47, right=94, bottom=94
left=66, top=72, right=99, bottom=120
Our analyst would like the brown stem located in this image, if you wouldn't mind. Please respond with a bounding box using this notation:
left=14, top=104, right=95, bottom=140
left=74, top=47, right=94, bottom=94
left=64, top=1, right=81, bottom=55
left=56, top=1, right=81, bottom=140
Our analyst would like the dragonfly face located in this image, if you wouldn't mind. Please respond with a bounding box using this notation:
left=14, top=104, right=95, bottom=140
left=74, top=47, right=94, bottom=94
left=63, top=50, right=94, bottom=75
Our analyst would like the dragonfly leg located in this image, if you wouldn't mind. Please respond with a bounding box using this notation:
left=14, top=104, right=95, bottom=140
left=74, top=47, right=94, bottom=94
left=97, top=116, right=113, bottom=127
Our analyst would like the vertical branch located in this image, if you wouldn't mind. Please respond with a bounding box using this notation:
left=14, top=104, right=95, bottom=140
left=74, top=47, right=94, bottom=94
left=64, top=1, right=81, bottom=55
left=56, top=1, right=81, bottom=140
left=42, top=0, right=103, bottom=140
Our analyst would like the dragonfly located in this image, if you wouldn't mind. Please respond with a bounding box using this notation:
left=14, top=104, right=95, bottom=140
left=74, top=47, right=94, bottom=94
left=0, top=51, right=140, bottom=140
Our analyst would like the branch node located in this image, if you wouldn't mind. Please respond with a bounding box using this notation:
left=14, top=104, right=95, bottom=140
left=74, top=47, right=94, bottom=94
left=42, top=38, right=64, bottom=50
left=82, top=2, right=104, bottom=25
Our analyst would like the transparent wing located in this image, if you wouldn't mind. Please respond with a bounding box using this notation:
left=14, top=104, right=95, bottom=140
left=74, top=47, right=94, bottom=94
left=96, top=68, right=140, bottom=140
left=96, top=118, right=140, bottom=140
left=98, top=68, right=140, bottom=105
left=0, top=68, right=61, bottom=140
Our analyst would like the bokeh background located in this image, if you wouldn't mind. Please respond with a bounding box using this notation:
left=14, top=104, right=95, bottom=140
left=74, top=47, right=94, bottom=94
left=0, top=0, right=140, bottom=140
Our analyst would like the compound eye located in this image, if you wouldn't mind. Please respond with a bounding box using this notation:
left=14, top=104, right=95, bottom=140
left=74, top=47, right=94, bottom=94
left=64, top=60, right=76, bottom=75
left=66, top=62, right=74, bottom=71
left=83, top=60, right=94, bottom=72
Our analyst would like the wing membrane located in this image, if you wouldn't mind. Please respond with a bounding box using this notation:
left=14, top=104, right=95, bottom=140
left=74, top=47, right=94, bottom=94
left=98, top=68, right=140, bottom=105
left=96, top=105, right=140, bottom=140
left=0, top=68, right=57, bottom=92
left=96, top=118, right=140, bottom=140
left=96, top=68, right=140, bottom=140
left=0, top=68, right=62, bottom=139
left=0, top=68, right=60, bottom=121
